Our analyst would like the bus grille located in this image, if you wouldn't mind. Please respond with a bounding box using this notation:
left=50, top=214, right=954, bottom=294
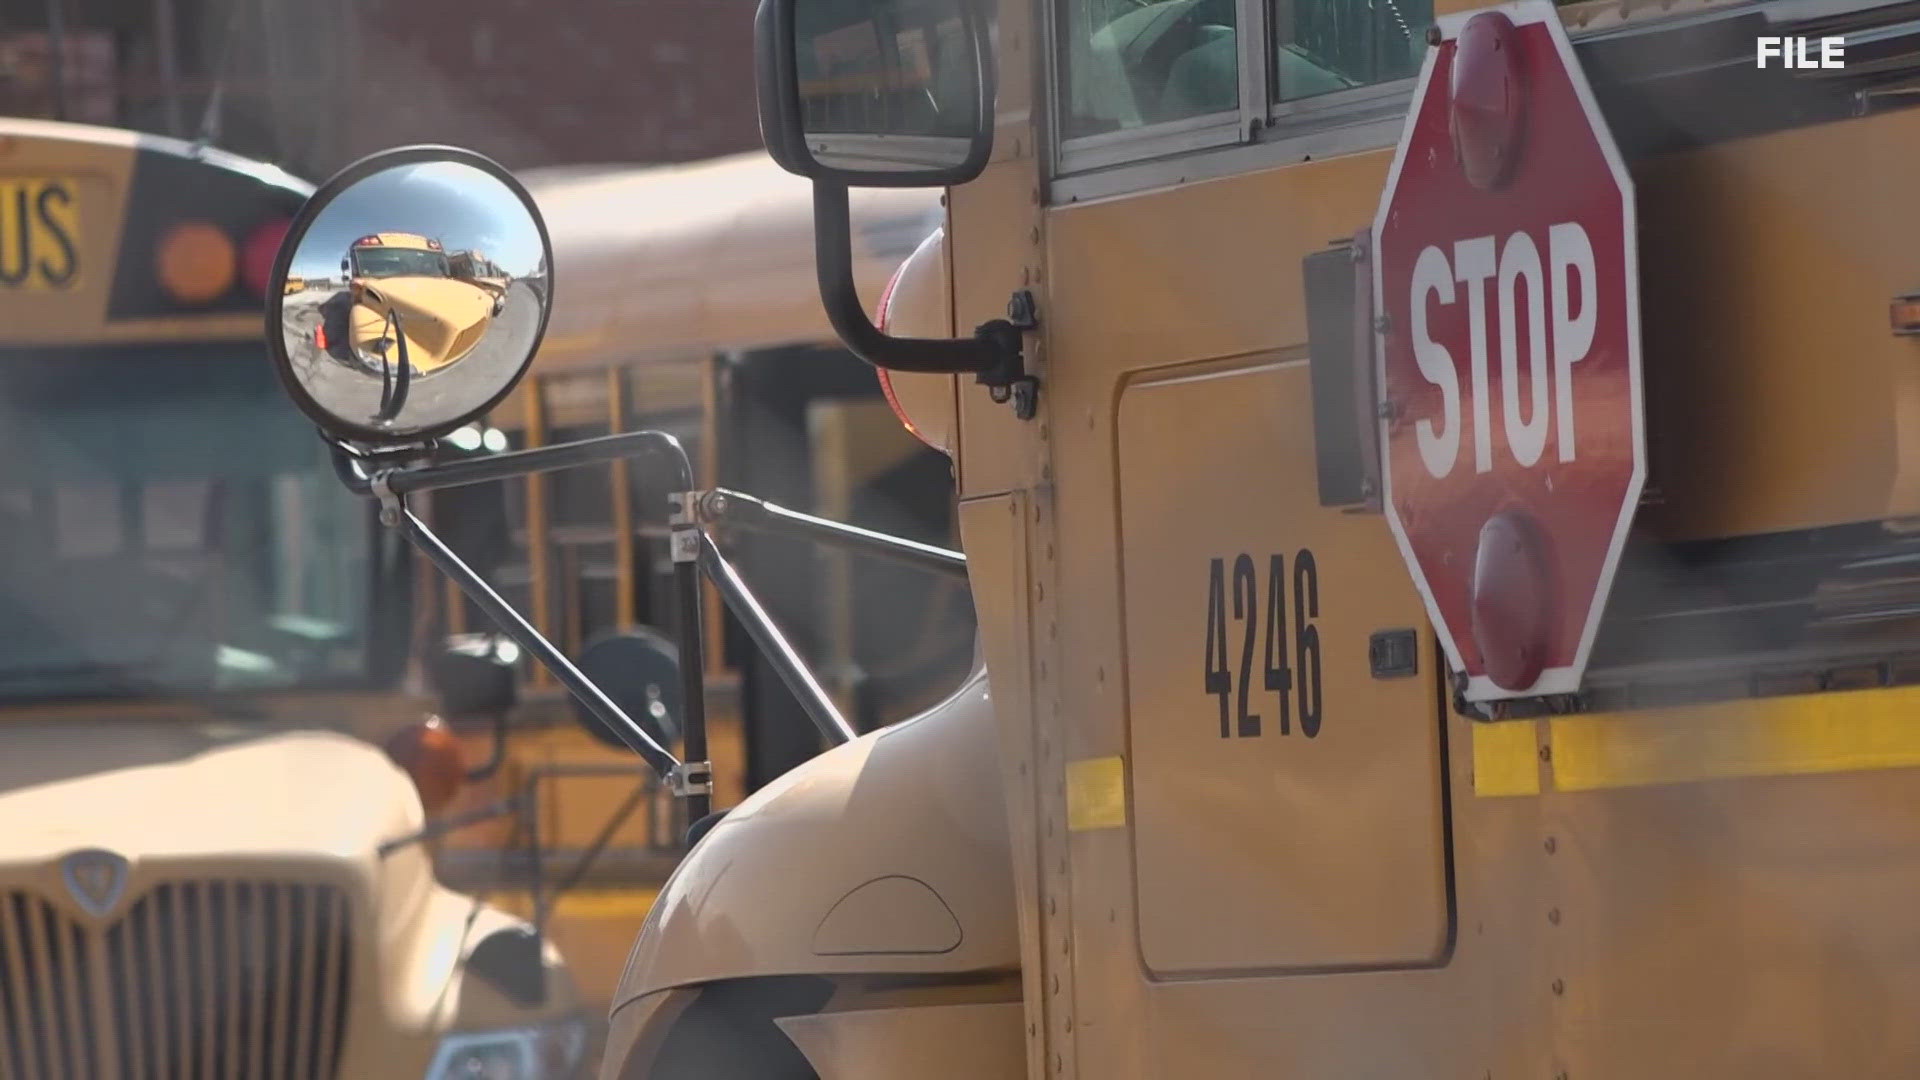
left=0, top=881, right=353, bottom=1080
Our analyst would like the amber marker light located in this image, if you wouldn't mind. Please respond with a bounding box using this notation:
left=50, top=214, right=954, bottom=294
left=383, top=716, right=467, bottom=816
left=157, top=220, right=237, bottom=304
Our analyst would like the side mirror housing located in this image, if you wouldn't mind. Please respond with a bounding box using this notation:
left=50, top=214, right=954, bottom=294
left=426, top=633, right=520, bottom=719
left=752, top=0, right=1033, bottom=406
left=755, top=0, right=995, bottom=188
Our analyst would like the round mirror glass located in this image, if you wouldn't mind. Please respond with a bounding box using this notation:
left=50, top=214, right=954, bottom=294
left=269, top=149, right=552, bottom=441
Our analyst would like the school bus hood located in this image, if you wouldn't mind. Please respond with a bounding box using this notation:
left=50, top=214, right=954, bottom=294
left=0, top=720, right=584, bottom=1053
left=352, top=276, right=495, bottom=371
left=0, top=724, right=421, bottom=861
left=607, top=666, right=1016, bottom=1012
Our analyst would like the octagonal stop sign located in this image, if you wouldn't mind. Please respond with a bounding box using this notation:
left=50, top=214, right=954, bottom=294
left=1374, top=0, right=1642, bottom=703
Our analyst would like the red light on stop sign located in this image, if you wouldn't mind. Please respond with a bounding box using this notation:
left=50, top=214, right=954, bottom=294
left=1451, top=11, right=1526, bottom=191
left=1471, top=510, right=1555, bottom=692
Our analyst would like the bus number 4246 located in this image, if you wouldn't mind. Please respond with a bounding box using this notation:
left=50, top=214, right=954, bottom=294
left=1203, top=551, right=1322, bottom=740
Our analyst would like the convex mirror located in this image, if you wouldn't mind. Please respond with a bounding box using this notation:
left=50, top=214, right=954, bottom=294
left=267, top=146, right=553, bottom=442
left=756, top=0, right=994, bottom=186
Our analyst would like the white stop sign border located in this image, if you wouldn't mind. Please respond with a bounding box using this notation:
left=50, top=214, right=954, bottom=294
left=1371, top=0, right=1644, bottom=703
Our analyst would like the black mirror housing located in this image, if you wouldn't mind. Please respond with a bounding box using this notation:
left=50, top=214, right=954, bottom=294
left=426, top=633, right=519, bottom=719
left=755, top=0, right=996, bottom=188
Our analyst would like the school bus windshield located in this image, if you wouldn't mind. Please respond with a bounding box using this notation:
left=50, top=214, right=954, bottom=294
left=0, top=346, right=380, bottom=702
left=352, top=246, right=451, bottom=279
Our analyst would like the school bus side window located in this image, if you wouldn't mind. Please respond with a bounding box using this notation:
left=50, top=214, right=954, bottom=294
left=1060, top=0, right=1241, bottom=139
left=1055, top=0, right=1434, bottom=172
left=1272, top=0, right=1429, bottom=103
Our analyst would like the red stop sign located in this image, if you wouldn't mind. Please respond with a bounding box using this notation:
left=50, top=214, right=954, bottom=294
left=1373, top=1, right=1642, bottom=703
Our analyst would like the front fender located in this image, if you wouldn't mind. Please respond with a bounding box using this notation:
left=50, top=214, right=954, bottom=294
left=611, top=668, right=1016, bottom=1009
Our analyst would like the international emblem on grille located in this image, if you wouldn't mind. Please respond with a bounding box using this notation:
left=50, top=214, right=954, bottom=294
left=61, top=848, right=129, bottom=917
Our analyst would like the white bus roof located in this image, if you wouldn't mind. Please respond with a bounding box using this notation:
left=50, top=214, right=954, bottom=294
left=525, top=151, right=945, bottom=372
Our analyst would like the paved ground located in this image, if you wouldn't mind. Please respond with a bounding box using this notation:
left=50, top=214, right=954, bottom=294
left=279, top=278, right=544, bottom=437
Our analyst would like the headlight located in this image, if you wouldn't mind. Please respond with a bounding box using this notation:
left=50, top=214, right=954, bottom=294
left=424, top=1016, right=589, bottom=1079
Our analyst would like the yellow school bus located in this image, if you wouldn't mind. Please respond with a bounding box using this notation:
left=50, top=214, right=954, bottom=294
left=341, top=232, right=501, bottom=374
left=0, top=118, right=589, bottom=1078
left=411, top=151, right=974, bottom=1021
left=574, top=0, right=1920, bottom=1074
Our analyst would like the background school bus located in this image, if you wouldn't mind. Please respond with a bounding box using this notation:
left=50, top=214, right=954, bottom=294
left=0, top=117, right=588, bottom=1078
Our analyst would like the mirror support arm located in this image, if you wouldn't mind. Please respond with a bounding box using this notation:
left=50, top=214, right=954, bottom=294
left=698, top=488, right=967, bottom=579
left=697, top=532, right=858, bottom=746
left=465, top=712, right=510, bottom=784
left=666, top=496, right=712, bottom=821
left=393, top=501, right=685, bottom=779
left=814, top=181, right=1038, bottom=418
left=339, top=429, right=697, bottom=497
left=331, top=430, right=889, bottom=812
left=332, top=431, right=711, bottom=814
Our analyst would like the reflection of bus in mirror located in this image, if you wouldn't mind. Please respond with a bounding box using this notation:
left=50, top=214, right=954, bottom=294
left=448, top=248, right=510, bottom=293
left=342, top=232, right=502, bottom=376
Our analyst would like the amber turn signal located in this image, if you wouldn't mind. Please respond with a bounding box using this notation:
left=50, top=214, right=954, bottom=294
left=156, top=220, right=237, bottom=305
left=384, top=716, right=467, bottom=816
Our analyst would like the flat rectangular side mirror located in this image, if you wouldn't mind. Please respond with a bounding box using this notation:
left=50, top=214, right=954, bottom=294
left=756, top=0, right=995, bottom=188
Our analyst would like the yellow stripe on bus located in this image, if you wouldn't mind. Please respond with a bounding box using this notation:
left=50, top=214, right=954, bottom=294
left=1549, top=684, right=1920, bottom=792
left=1471, top=721, right=1542, bottom=797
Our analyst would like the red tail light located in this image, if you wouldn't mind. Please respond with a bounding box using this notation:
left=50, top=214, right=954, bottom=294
left=241, top=217, right=291, bottom=299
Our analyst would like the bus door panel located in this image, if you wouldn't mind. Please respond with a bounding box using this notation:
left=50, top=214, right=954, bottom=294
left=1115, top=355, right=1451, bottom=975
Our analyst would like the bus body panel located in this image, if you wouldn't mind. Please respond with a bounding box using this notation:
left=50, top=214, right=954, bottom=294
left=935, top=0, right=1920, bottom=1075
